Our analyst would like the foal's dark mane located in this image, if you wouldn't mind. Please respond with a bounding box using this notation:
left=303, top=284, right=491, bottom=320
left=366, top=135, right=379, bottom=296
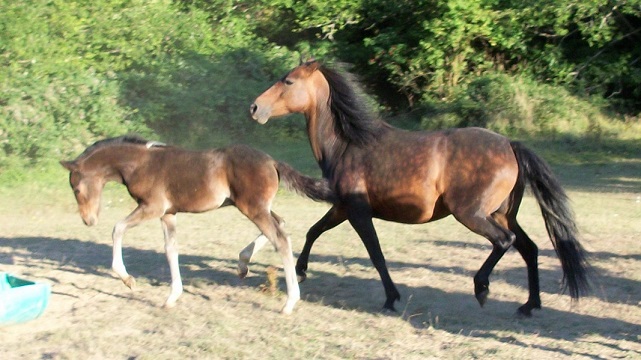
left=318, top=65, right=388, bottom=146
left=78, top=135, right=164, bottom=159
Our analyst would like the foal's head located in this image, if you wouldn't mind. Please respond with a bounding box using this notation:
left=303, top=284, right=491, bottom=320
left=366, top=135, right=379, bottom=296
left=60, top=159, right=105, bottom=226
left=60, top=135, right=153, bottom=226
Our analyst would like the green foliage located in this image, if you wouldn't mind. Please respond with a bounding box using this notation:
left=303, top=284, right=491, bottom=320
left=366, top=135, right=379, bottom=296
left=0, top=0, right=299, bottom=176
left=1, top=0, right=640, bottom=186
left=416, top=72, right=640, bottom=140
left=258, top=0, right=640, bottom=114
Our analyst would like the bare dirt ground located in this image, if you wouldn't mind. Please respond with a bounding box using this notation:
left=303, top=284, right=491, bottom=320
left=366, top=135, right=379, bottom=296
left=1, top=181, right=640, bottom=359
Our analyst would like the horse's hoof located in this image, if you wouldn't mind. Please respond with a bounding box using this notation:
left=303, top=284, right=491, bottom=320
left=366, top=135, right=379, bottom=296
left=381, top=306, right=397, bottom=315
left=515, top=307, right=532, bottom=318
left=123, top=276, right=136, bottom=290
left=382, top=301, right=397, bottom=313
left=516, top=302, right=540, bottom=318
left=475, top=288, right=489, bottom=307
left=296, top=270, right=307, bottom=283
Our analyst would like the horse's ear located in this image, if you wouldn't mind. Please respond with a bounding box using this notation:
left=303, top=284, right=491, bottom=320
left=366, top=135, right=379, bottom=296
left=305, top=59, right=319, bottom=72
left=60, top=160, right=77, bottom=172
left=299, top=53, right=316, bottom=64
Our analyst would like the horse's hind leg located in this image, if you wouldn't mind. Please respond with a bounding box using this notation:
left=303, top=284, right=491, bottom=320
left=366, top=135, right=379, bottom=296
left=510, top=220, right=541, bottom=316
left=296, top=205, right=347, bottom=282
left=238, top=211, right=284, bottom=279
left=454, top=211, right=515, bottom=307
left=161, top=213, right=183, bottom=308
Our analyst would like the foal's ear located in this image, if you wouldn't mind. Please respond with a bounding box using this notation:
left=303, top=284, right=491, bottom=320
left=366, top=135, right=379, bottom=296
left=60, top=160, right=77, bottom=172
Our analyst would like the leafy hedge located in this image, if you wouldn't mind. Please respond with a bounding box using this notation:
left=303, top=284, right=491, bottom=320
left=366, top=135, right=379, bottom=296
left=0, top=0, right=298, bottom=173
left=1, top=0, right=640, bottom=181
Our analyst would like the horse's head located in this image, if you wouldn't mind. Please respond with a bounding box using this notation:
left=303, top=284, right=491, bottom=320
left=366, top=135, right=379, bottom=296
left=60, top=160, right=105, bottom=226
left=250, top=60, right=327, bottom=124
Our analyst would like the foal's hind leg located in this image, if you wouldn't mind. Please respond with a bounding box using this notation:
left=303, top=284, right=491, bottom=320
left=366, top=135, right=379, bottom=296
left=238, top=235, right=269, bottom=279
left=238, top=211, right=284, bottom=279
left=296, top=205, right=347, bottom=282
left=161, top=213, right=183, bottom=308
left=244, top=209, right=299, bottom=314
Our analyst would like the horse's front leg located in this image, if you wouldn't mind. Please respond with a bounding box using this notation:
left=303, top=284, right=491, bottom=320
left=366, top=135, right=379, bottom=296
left=297, top=205, right=347, bottom=282
left=161, top=213, right=182, bottom=308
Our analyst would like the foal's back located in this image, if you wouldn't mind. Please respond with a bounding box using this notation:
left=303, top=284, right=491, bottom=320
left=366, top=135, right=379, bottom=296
left=128, top=144, right=279, bottom=215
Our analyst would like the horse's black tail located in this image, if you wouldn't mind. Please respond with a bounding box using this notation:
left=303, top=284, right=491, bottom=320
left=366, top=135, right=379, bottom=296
left=511, top=142, right=590, bottom=300
left=275, top=162, right=336, bottom=203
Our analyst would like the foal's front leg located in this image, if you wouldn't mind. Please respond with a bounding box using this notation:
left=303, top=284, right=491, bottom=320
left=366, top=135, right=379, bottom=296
left=161, top=213, right=183, bottom=308
left=111, top=204, right=162, bottom=290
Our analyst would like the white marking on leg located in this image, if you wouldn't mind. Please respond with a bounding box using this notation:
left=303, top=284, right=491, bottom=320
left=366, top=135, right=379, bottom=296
left=161, top=214, right=182, bottom=308
left=277, top=236, right=300, bottom=315
left=238, top=234, right=269, bottom=278
left=112, top=220, right=135, bottom=288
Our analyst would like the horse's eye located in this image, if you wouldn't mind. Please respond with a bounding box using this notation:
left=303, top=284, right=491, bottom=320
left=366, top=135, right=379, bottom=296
left=73, top=188, right=80, bottom=195
left=283, top=79, right=294, bottom=85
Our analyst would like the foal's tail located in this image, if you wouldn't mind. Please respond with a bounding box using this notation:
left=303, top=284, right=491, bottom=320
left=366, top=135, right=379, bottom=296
left=511, top=142, right=590, bottom=300
left=275, top=162, right=336, bottom=203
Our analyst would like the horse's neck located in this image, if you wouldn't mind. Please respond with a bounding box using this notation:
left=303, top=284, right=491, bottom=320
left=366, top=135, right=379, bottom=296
left=306, top=104, right=347, bottom=178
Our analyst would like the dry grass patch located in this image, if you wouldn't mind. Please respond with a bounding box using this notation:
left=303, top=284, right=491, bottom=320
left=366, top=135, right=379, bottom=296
left=1, top=183, right=639, bottom=359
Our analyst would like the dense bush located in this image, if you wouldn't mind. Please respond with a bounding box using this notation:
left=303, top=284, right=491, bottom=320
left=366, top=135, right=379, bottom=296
left=260, top=0, right=641, bottom=113
left=0, top=0, right=298, bottom=173
left=1, top=0, right=640, bottom=183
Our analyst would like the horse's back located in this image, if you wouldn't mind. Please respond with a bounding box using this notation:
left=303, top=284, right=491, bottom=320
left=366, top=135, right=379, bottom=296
left=361, top=127, right=518, bottom=222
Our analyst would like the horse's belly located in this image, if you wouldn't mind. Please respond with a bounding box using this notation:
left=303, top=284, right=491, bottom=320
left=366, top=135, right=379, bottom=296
left=371, top=195, right=448, bottom=224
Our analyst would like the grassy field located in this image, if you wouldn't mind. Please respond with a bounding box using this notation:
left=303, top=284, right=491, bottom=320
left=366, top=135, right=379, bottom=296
left=1, top=147, right=640, bottom=359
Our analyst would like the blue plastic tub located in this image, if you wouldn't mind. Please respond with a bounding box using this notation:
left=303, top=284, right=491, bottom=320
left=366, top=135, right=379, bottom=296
left=0, top=273, right=51, bottom=325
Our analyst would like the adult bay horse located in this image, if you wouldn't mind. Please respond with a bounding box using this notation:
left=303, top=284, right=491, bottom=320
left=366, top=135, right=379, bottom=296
left=60, top=135, right=334, bottom=314
left=250, top=61, right=590, bottom=316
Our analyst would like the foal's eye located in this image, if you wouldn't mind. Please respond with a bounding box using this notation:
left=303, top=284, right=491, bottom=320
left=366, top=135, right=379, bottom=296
left=283, top=79, right=294, bottom=85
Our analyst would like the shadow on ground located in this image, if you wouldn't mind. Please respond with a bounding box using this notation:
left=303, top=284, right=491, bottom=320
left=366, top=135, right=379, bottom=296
left=2, top=235, right=639, bottom=354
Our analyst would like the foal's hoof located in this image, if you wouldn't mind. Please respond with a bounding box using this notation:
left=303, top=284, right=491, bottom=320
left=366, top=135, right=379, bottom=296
left=123, top=276, right=136, bottom=290
left=162, top=301, right=177, bottom=310
left=238, top=263, right=249, bottom=279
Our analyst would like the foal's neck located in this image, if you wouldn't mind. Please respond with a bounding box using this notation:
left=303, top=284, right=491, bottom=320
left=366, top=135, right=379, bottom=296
left=90, top=145, right=148, bottom=183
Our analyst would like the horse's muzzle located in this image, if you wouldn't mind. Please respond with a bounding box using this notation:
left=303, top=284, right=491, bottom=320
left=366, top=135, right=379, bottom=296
left=249, top=103, right=269, bottom=124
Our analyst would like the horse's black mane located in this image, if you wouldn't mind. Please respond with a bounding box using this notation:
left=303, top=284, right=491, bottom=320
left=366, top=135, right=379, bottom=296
left=79, top=135, right=164, bottom=158
left=318, top=64, right=388, bottom=146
